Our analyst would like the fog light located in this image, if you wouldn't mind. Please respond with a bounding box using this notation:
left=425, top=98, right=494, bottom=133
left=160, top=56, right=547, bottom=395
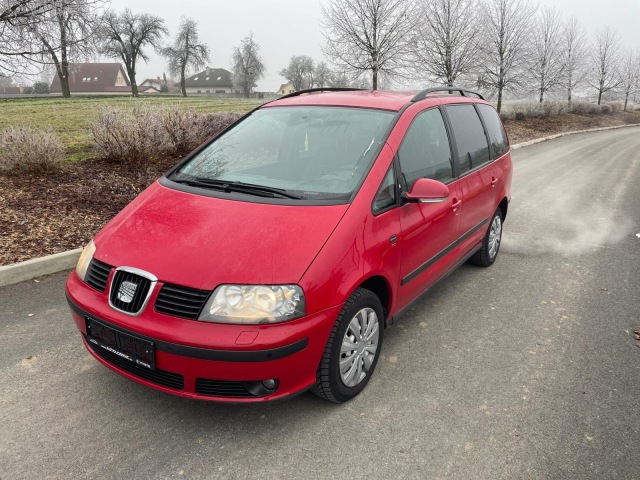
left=245, top=379, right=280, bottom=397
left=261, top=379, right=277, bottom=390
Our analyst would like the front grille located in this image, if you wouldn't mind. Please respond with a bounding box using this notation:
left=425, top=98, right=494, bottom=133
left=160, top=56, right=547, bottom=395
left=195, top=378, right=255, bottom=397
left=88, top=337, right=184, bottom=390
left=85, top=259, right=112, bottom=292
left=109, top=270, right=153, bottom=314
left=155, top=283, right=210, bottom=320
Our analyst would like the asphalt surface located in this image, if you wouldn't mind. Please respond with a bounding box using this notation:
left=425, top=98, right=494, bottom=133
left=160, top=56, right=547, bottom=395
left=2, top=127, right=639, bottom=479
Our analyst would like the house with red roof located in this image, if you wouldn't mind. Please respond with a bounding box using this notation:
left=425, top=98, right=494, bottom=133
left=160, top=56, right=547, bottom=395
left=49, top=63, right=159, bottom=95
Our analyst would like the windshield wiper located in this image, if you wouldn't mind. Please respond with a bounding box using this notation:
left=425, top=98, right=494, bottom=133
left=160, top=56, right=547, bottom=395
left=172, top=176, right=305, bottom=199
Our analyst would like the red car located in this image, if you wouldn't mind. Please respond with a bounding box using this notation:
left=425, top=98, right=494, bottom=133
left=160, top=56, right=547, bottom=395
left=66, top=87, right=512, bottom=403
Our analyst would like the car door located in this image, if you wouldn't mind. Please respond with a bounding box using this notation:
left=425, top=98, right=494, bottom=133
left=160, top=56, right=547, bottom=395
left=389, top=106, right=465, bottom=310
left=443, top=103, right=497, bottom=249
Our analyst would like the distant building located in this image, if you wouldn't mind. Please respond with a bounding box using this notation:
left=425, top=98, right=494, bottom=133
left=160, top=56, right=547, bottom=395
left=0, top=86, right=25, bottom=95
left=50, top=63, right=133, bottom=95
left=184, top=67, right=233, bottom=94
left=139, top=77, right=174, bottom=91
left=140, top=77, right=163, bottom=90
left=276, top=81, right=295, bottom=95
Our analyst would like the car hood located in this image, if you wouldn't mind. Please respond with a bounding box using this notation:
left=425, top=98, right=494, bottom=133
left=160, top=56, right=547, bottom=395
left=94, top=181, right=349, bottom=289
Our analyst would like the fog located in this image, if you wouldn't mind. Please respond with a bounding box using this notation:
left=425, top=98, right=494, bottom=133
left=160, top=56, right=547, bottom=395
left=500, top=136, right=636, bottom=257
left=105, top=0, right=640, bottom=92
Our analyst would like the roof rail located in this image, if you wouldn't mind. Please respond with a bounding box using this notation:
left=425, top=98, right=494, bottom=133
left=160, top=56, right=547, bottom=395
left=411, top=86, right=484, bottom=102
left=277, top=87, right=366, bottom=100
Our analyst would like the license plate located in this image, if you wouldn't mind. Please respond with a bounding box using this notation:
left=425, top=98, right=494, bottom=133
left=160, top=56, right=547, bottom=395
left=85, top=317, right=155, bottom=370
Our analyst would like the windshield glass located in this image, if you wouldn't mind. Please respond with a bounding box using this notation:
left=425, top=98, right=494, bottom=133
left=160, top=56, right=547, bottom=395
left=172, top=106, right=395, bottom=201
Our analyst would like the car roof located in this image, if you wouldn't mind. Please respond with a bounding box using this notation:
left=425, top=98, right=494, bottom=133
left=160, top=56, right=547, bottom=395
left=263, top=89, right=487, bottom=112
left=264, top=90, right=414, bottom=112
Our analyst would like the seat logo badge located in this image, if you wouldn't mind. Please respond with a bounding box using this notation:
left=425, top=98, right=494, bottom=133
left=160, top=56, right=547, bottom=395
left=117, top=281, right=138, bottom=304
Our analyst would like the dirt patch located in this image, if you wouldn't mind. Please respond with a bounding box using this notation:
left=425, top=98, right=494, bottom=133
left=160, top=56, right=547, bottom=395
left=1, top=157, right=176, bottom=265
left=503, top=111, right=640, bottom=144
left=2, top=111, right=640, bottom=266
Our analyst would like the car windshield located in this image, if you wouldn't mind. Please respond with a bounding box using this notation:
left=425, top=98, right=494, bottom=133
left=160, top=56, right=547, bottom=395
left=171, top=106, right=395, bottom=201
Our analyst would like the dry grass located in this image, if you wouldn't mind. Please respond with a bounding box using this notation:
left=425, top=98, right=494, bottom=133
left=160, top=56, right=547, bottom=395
left=0, top=96, right=261, bottom=162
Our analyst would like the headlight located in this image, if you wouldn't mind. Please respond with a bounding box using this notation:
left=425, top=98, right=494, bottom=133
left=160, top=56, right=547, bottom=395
left=75, top=239, right=96, bottom=282
left=199, top=285, right=306, bottom=324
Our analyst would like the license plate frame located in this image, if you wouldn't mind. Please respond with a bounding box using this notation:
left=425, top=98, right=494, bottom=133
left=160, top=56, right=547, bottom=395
left=85, top=317, right=155, bottom=370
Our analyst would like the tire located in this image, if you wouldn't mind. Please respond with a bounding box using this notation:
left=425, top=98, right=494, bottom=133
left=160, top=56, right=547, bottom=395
left=470, top=208, right=503, bottom=267
left=312, top=288, right=384, bottom=403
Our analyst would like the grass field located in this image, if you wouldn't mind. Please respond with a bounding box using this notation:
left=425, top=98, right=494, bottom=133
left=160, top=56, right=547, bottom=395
left=0, top=96, right=262, bottom=161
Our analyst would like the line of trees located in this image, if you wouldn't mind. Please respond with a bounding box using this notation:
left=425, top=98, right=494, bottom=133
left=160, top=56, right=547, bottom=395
left=320, top=0, right=640, bottom=111
left=0, top=1, right=267, bottom=98
left=2, top=0, right=638, bottom=107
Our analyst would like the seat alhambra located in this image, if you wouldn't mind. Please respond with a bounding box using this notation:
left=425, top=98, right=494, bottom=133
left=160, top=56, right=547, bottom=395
left=66, top=87, right=512, bottom=403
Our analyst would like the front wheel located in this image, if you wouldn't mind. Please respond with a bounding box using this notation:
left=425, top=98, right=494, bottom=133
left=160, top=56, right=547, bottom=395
left=470, top=208, right=503, bottom=267
left=312, top=288, right=384, bottom=403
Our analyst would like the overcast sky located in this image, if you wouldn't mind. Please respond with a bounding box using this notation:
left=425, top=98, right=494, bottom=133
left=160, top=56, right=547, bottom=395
left=106, top=0, right=640, bottom=92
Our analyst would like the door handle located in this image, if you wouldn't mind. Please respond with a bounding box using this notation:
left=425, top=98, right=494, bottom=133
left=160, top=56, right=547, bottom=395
left=491, top=177, right=498, bottom=187
left=451, top=199, right=462, bottom=210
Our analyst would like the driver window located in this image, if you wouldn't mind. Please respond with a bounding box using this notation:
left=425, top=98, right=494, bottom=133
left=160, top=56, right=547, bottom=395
left=398, top=108, right=453, bottom=189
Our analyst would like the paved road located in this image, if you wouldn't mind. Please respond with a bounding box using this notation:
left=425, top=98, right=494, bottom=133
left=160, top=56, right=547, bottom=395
left=2, top=127, right=639, bottom=479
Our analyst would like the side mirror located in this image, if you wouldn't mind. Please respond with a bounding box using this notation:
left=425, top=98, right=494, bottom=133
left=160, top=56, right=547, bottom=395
left=403, top=178, right=450, bottom=203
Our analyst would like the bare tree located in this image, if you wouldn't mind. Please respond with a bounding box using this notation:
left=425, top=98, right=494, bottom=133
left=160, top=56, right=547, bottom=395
left=2, top=0, right=105, bottom=96
left=321, top=0, right=419, bottom=90
left=161, top=17, right=209, bottom=97
left=37, top=0, right=105, bottom=97
left=620, top=49, right=639, bottom=112
left=528, top=6, right=565, bottom=103
left=0, top=0, right=55, bottom=76
left=280, top=55, right=315, bottom=91
left=328, top=69, right=350, bottom=87
left=412, top=0, right=481, bottom=87
left=479, top=0, right=536, bottom=112
left=589, top=26, right=621, bottom=105
left=563, top=16, right=587, bottom=108
left=0, top=73, right=14, bottom=86
left=99, top=9, right=168, bottom=97
left=314, top=61, right=331, bottom=88
left=231, top=33, right=265, bottom=98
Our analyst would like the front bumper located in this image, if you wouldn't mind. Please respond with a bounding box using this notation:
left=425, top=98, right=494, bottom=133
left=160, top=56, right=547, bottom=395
left=66, top=272, right=340, bottom=402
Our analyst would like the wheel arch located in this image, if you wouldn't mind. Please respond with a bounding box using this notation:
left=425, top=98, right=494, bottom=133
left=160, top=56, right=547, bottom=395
left=498, top=197, right=509, bottom=220
left=357, top=275, right=393, bottom=323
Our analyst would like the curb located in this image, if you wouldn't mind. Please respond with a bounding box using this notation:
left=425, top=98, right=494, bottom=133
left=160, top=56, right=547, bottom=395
left=511, top=122, right=640, bottom=149
left=2, top=122, right=640, bottom=288
left=0, top=248, right=82, bottom=287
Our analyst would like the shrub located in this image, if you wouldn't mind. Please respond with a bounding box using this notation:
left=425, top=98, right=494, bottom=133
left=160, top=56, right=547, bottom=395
left=542, top=101, right=556, bottom=117
left=600, top=104, right=613, bottom=114
left=515, top=112, right=526, bottom=121
left=91, top=107, right=167, bottom=165
left=607, top=101, right=623, bottom=113
left=587, top=103, right=602, bottom=115
left=0, top=127, right=65, bottom=174
left=90, top=107, right=243, bottom=164
left=32, top=81, right=50, bottom=94
left=160, top=110, right=242, bottom=156
left=570, top=101, right=590, bottom=114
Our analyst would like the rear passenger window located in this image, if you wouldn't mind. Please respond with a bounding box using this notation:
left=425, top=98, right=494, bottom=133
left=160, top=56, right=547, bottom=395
left=445, top=104, right=490, bottom=174
left=477, top=104, right=509, bottom=159
left=398, top=108, right=453, bottom=189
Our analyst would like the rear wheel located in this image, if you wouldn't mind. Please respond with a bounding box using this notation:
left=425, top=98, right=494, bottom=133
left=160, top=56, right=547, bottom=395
left=312, top=288, right=384, bottom=403
left=470, top=208, right=503, bottom=267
